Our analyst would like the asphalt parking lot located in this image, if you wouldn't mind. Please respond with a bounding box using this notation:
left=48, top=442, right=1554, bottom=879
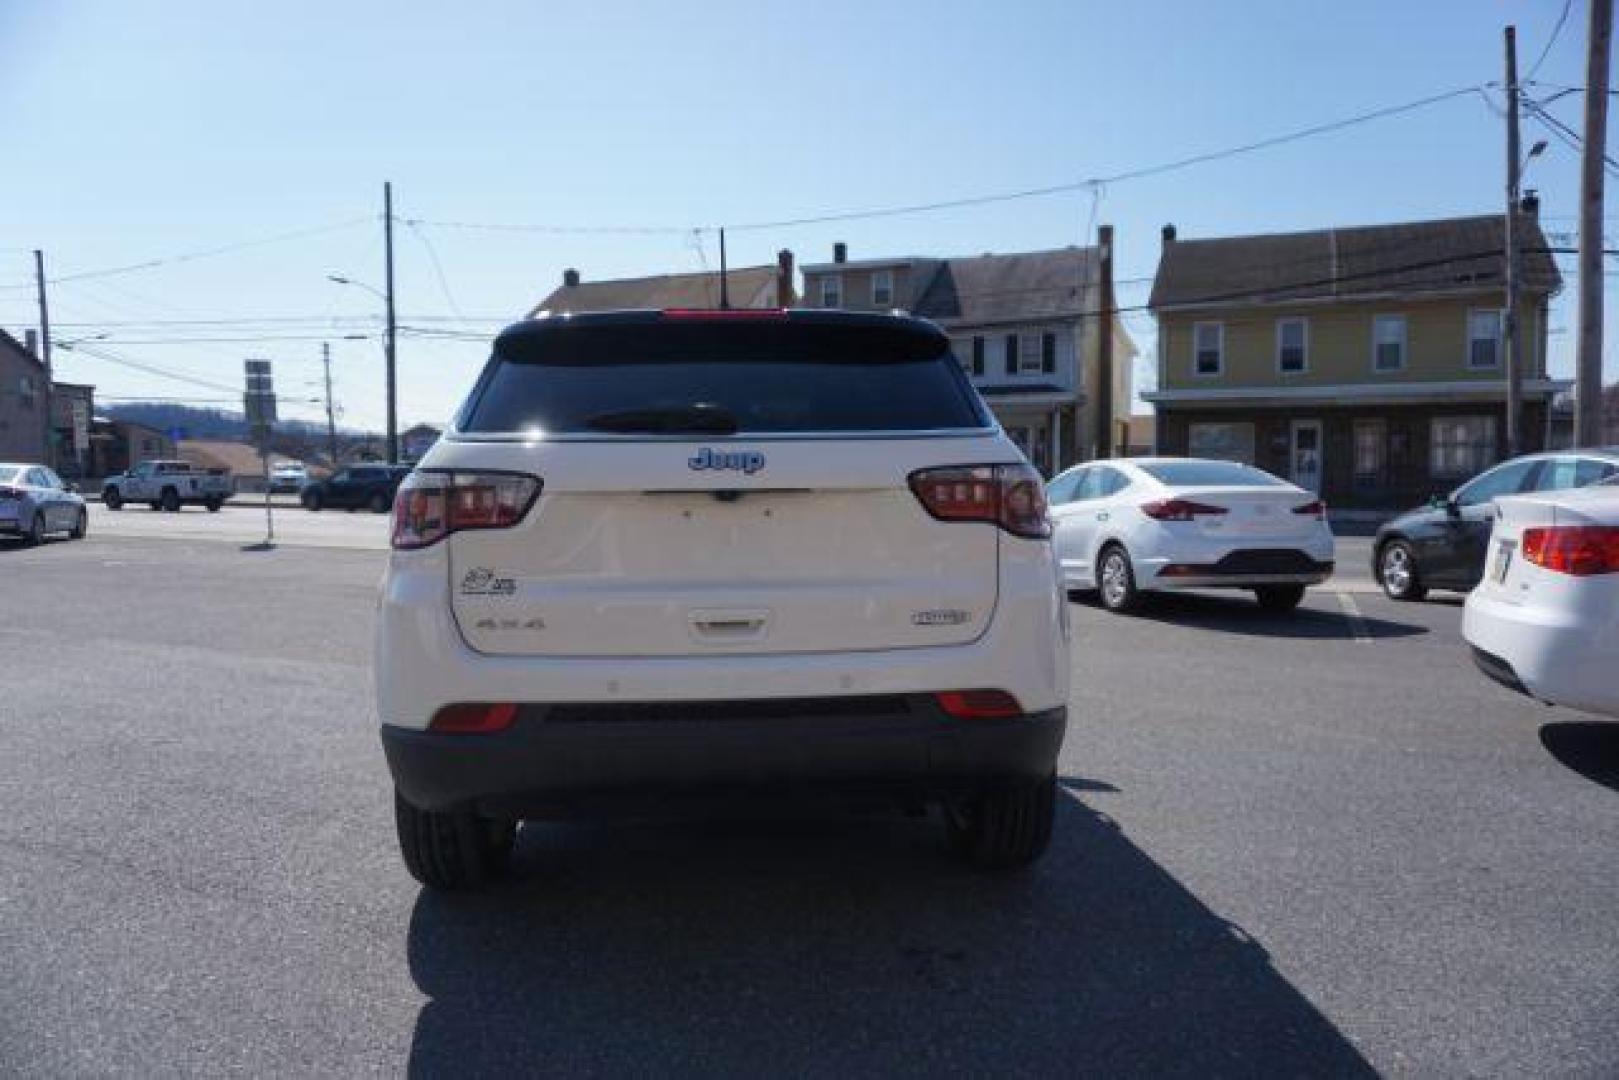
left=2, top=530, right=1615, bottom=1075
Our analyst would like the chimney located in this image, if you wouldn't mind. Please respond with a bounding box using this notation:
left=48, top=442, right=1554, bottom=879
left=1161, top=224, right=1177, bottom=247
left=1520, top=190, right=1540, bottom=219
left=24, top=330, right=38, bottom=357
left=833, top=242, right=847, bottom=264
left=563, top=268, right=581, bottom=287
left=776, top=249, right=796, bottom=307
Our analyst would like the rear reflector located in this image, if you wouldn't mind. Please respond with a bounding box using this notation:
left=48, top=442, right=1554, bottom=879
left=392, top=471, right=542, bottom=549
left=428, top=703, right=518, bottom=734
left=1521, top=526, right=1619, bottom=575
left=908, top=463, right=1051, bottom=539
left=661, top=308, right=788, bottom=321
left=1292, top=500, right=1326, bottom=518
left=936, top=690, right=1023, bottom=720
left=1141, top=498, right=1229, bottom=521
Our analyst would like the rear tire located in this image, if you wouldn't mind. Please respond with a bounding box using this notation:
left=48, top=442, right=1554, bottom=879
left=394, top=789, right=516, bottom=891
left=1378, top=540, right=1427, bottom=602
left=103, top=488, right=123, bottom=510
left=945, top=774, right=1056, bottom=870
left=368, top=491, right=390, bottom=513
left=1096, top=544, right=1142, bottom=614
left=24, top=511, right=45, bottom=546
left=1254, top=584, right=1306, bottom=611
left=148, top=501, right=162, bottom=511
left=70, top=509, right=87, bottom=540
left=160, top=488, right=180, bottom=512
left=204, top=497, right=223, bottom=512
left=302, top=490, right=323, bottom=511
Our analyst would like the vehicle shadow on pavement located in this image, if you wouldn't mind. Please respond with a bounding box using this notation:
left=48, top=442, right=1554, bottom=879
left=1539, top=722, right=1619, bottom=792
left=1075, top=591, right=1427, bottom=641
left=404, top=790, right=1374, bottom=1076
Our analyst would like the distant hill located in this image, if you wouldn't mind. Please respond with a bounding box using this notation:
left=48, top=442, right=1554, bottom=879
left=102, top=402, right=355, bottom=442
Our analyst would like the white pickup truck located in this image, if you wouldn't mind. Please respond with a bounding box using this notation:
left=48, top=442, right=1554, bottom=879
left=102, top=460, right=233, bottom=512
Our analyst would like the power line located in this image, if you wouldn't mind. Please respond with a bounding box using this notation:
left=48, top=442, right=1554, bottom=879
left=1528, top=0, right=1574, bottom=82
left=1524, top=99, right=1619, bottom=175
left=404, top=218, right=473, bottom=324
left=404, top=217, right=696, bottom=236
left=61, top=343, right=240, bottom=394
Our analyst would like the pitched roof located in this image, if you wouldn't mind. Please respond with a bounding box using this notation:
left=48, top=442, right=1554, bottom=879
left=913, top=248, right=1098, bottom=325
left=1150, top=214, right=1561, bottom=309
left=528, top=266, right=780, bottom=316
left=0, top=329, right=44, bottom=371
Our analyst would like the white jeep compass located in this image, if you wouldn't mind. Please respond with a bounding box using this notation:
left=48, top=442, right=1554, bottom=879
left=376, top=309, right=1069, bottom=889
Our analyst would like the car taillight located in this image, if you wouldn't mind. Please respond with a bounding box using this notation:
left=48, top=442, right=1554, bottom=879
left=936, top=690, right=1023, bottom=720
left=1141, top=498, right=1229, bottom=522
left=0, top=486, right=20, bottom=499
left=1292, top=500, right=1326, bottom=518
left=1520, top=526, right=1619, bottom=575
left=908, top=463, right=1051, bottom=539
left=428, top=703, right=518, bottom=734
left=391, top=471, right=541, bottom=549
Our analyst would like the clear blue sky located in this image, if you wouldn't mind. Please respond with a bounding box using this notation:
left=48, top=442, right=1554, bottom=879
left=0, top=0, right=1608, bottom=432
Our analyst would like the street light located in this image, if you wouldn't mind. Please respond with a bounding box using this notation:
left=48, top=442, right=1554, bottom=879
left=1523, top=139, right=1548, bottom=172
left=327, top=273, right=397, bottom=464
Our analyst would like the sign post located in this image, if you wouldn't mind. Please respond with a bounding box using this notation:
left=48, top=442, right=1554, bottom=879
left=244, top=359, right=278, bottom=546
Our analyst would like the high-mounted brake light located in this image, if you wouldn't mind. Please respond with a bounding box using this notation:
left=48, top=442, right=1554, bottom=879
left=661, top=308, right=789, bottom=321
left=908, top=463, right=1051, bottom=539
left=1292, top=500, right=1326, bottom=518
left=936, top=690, right=1023, bottom=720
left=1521, top=525, right=1619, bottom=575
left=429, top=703, right=518, bottom=734
left=1141, top=498, right=1229, bottom=522
left=391, top=471, right=542, bottom=549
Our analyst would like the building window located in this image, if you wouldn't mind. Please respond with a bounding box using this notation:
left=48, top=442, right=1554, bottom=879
left=1276, top=318, right=1308, bottom=374
left=1430, top=416, right=1497, bottom=478
left=1188, top=421, right=1255, bottom=464
left=871, top=270, right=893, bottom=307
left=1353, top=418, right=1386, bottom=488
left=1018, top=333, right=1043, bottom=374
left=1373, top=314, right=1407, bottom=371
left=820, top=275, right=842, bottom=308
left=1192, top=322, right=1223, bottom=376
left=971, top=335, right=985, bottom=377
left=1041, top=332, right=1057, bottom=374
left=1004, top=333, right=1018, bottom=375
left=18, top=375, right=35, bottom=408
left=1468, top=308, right=1503, bottom=370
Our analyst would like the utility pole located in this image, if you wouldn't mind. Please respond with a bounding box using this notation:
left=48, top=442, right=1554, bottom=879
left=33, top=250, right=53, bottom=468
left=718, top=228, right=730, bottom=309
left=383, top=181, right=399, bottom=465
left=322, top=342, right=339, bottom=466
left=1577, top=0, right=1614, bottom=446
left=1503, top=26, right=1525, bottom=458
left=1095, top=224, right=1116, bottom=460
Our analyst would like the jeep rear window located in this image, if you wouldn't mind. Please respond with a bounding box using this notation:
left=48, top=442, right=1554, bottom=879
left=461, top=321, right=989, bottom=435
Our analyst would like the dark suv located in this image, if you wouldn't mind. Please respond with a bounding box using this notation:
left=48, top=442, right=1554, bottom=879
left=300, top=465, right=411, bottom=513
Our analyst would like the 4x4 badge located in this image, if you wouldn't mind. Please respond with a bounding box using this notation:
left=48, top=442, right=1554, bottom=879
left=689, top=447, right=765, bottom=475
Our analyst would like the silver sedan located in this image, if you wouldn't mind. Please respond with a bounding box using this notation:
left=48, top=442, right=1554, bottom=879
left=0, top=463, right=88, bottom=544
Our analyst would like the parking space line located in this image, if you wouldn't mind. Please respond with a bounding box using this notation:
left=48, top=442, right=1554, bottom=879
left=1336, top=590, right=1371, bottom=643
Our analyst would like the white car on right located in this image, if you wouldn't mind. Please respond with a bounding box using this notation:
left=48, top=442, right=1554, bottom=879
left=1463, top=478, right=1619, bottom=718
left=1048, top=456, right=1335, bottom=613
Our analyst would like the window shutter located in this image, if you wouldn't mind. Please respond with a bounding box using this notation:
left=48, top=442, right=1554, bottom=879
left=1004, top=334, right=1018, bottom=374
left=972, top=336, right=985, bottom=376
left=1042, top=332, right=1056, bottom=374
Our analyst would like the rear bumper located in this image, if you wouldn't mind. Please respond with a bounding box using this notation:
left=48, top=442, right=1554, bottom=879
left=1142, top=548, right=1334, bottom=590
left=382, top=697, right=1067, bottom=816
left=1463, top=589, right=1619, bottom=717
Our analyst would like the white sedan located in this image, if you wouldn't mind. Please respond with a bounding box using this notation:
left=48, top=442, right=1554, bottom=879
left=0, top=462, right=88, bottom=545
left=1463, top=481, right=1619, bottom=718
left=1048, top=457, right=1335, bottom=613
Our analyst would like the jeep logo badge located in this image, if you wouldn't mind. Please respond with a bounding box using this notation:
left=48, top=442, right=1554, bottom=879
left=688, top=447, right=765, bottom=475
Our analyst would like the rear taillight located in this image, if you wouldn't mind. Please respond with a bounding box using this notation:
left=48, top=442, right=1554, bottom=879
left=428, top=703, right=518, bottom=734
left=1292, top=500, right=1326, bottom=518
left=936, top=689, right=1023, bottom=720
left=1141, top=498, right=1229, bottom=522
left=908, top=464, right=1051, bottom=539
left=391, top=470, right=542, bottom=549
left=1520, top=526, right=1619, bottom=575
left=0, top=486, right=21, bottom=499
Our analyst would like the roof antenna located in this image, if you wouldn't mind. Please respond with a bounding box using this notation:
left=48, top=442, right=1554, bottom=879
left=718, top=227, right=731, bottom=309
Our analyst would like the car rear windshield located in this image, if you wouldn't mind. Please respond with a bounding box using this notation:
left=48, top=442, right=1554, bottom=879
left=0, top=467, right=21, bottom=484
left=461, top=320, right=988, bottom=435
left=1139, top=461, right=1286, bottom=487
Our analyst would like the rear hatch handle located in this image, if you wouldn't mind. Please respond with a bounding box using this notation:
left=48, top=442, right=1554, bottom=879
left=688, top=608, right=771, bottom=643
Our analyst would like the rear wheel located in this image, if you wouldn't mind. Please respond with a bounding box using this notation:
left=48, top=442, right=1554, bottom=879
left=204, top=497, right=223, bottom=512
left=70, top=509, right=87, bottom=540
left=102, top=488, right=123, bottom=510
left=1254, top=584, right=1306, bottom=611
left=1096, top=544, right=1142, bottom=614
left=302, top=490, right=323, bottom=511
left=394, top=789, right=516, bottom=891
left=945, top=774, right=1056, bottom=870
left=368, top=491, right=390, bottom=513
left=24, top=511, right=45, bottom=546
left=160, top=487, right=181, bottom=512
left=1378, top=540, right=1427, bottom=602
